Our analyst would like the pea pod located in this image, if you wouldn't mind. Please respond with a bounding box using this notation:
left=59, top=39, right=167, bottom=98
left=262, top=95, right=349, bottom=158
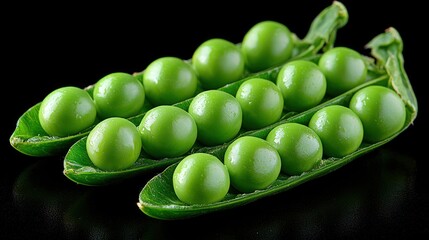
left=137, top=27, right=417, bottom=220
left=9, top=1, right=347, bottom=158
left=62, top=1, right=349, bottom=185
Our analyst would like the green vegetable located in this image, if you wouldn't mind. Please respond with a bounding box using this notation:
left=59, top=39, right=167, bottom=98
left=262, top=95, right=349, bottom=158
left=39, top=86, right=97, bottom=137
left=236, top=78, right=284, bottom=130
left=173, top=153, right=230, bottom=204
left=192, top=38, right=245, bottom=90
left=318, top=46, right=367, bottom=96
left=276, top=60, right=327, bottom=112
left=224, top=136, right=281, bottom=193
left=143, top=56, right=198, bottom=106
left=188, top=90, right=242, bottom=146
left=266, top=122, right=323, bottom=175
left=349, top=85, right=406, bottom=143
left=138, top=105, right=197, bottom=159
left=93, top=72, right=145, bottom=119
left=241, top=20, right=294, bottom=72
left=10, top=0, right=347, bottom=158
left=308, top=105, right=363, bottom=158
left=87, top=117, right=141, bottom=171
left=62, top=0, right=351, bottom=186
left=137, top=26, right=417, bottom=220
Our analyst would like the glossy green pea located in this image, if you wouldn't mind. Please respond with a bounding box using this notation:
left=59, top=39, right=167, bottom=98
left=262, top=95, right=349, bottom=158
left=236, top=78, right=284, bottom=130
left=188, top=90, right=242, bottom=146
left=138, top=105, right=197, bottom=159
left=173, top=153, right=230, bottom=205
left=192, top=38, right=245, bottom=90
left=241, top=20, right=294, bottom=72
left=308, top=105, right=364, bottom=158
left=277, top=60, right=327, bottom=112
left=39, top=86, right=97, bottom=137
left=224, top=136, right=281, bottom=193
left=318, top=47, right=367, bottom=96
left=93, top=72, right=145, bottom=119
left=266, top=123, right=323, bottom=176
left=349, top=85, right=406, bottom=143
left=86, top=117, right=141, bottom=171
left=143, top=56, right=198, bottom=106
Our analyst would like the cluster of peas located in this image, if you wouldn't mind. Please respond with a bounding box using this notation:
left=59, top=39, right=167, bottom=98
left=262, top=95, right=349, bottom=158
left=37, top=20, right=407, bottom=205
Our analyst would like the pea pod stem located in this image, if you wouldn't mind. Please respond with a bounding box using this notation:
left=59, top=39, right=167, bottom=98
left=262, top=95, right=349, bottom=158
left=137, top=27, right=418, bottom=220
left=365, top=27, right=418, bottom=117
left=10, top=0, right=349, bottom=157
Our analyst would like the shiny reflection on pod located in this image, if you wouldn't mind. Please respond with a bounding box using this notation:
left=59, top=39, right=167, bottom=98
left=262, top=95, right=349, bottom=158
left=12, top=159, right=85, bottom=238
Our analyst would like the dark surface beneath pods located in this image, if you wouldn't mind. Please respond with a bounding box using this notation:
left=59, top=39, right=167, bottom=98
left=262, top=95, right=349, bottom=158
left=2, top=0, right=428, bottom=239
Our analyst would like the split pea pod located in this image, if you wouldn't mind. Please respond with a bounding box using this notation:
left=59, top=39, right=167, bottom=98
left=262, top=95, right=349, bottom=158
left=137, top=27, right=418, bottom=220
left=9, top=1, right=347, bottom=158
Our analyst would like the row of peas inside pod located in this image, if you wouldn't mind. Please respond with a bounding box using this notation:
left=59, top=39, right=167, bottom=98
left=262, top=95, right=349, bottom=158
left=11, top=1, right=350, bottom=159
left=36, top=20, right=299, bottom=170
left=36, top=20, right=295, bottom=140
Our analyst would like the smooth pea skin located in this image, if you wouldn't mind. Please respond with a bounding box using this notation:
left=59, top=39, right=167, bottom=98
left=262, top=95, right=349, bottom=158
left=224, top=136, right=281, bottom=193
left=241, top=20, right=294, bottom=72
left=308, top=105, right=364, bottom=158
left=349, top=85, right=406, bottom=143
left=143, top=56, right=198, bottom=106
left=188, top=90, right=242, bottom=146
left=138, top=105, right=197, bottom=159
left=39, top=86, right=97, bottom=137
left=86, top=117, right=142, bottom=171
left=277, top=60, right=327, bottom=112
left=318, top=47, right=367, bottom=96
left=93, top=72, right=145, bottom=119
left=266, top=123, right=323, bottom=176
left=236, top=78, right=284, bottom=130
left=192, top=38, right=245, bottom=90
left=173, top=153, right=230, bottom=205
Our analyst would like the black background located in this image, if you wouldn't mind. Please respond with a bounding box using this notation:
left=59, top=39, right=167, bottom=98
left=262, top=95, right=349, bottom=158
left=2, top=0, right=428, bottom=239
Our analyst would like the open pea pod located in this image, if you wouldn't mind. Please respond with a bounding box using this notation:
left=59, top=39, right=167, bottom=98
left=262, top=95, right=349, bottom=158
left=62, top=1, right=349, bottom=185
left=9, top=1, right=347, bottom=158
left=137, top=27, right=418, bottom=220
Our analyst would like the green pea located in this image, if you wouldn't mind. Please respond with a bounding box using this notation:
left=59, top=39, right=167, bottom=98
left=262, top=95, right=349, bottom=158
left=266, top=123, right=323, bottom=175
left=188, top=90, right=242, bottom=146
left=266, top=122, right=323, bottom=175
left=143, top=56, right=198, bottom=106
left=39, top=86, right=97, bottom=137
left=308, top=105, right=364, bottom=158
left=138, top=105, right=197, bottom=159
left=93, top=72, right=145, bottom=119
left=236, top=77, right=284, bottom=130
left=349, top=85, right=406, bottom=143
left=241, top=20, right=294, bottom=72
left=224, top=136, right=281, bottom=193
left=318, top=47, right=367, bottom=96
left=276, top=60, right=327, bottom=112
left=173, top=153, right=230, bottom=205
left=192, top=38, right=245, bottom=90
left=86, top=117, right=141, bottom=171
